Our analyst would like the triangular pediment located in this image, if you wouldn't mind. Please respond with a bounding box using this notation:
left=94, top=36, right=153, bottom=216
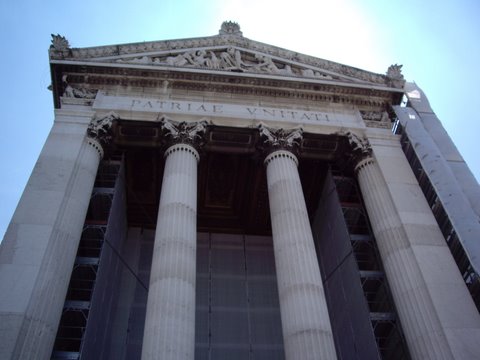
left=49, top=24, right=404, bottom=89
left=102, top=46, right=365, bottom=85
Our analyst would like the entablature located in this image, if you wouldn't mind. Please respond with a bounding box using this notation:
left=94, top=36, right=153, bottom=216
left=51, top=62, right=402, bottom=113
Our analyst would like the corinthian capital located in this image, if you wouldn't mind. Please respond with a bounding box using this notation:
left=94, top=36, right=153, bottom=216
left=87, top=111, right=119, bottom=143
left=338, top=131, right=372, bottom=167
left=161, top=117, right=208, bottom=148
left=259, top=124, right=303, bottom=152
left=346, top=132, right=371, bottom=156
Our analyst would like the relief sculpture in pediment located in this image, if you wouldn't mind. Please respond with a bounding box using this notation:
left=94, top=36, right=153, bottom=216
left=115, top=47, right=335, bottom=80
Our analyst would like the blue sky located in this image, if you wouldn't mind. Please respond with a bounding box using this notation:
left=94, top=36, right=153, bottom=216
left=0, top=0, right=479, bottom=239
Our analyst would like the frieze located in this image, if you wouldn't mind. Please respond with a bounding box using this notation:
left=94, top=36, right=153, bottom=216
left=360, top=110, right=390, bottom=122
left=360, top=110, right=392, bottom=129
left=364, top=121, right=392, bottom=129
left=61, top=68, right=392, bottom=109
left=92, top=94, right=365, bottom=129
left=62, top=75, right=97, bottom=99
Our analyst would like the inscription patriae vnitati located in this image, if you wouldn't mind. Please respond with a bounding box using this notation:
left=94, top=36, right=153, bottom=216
left=93, top=94, right=363, bottom=128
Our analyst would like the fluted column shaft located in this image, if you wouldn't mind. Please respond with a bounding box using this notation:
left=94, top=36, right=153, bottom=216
left=142, top=143, right=199, bottom=360
left=356, top=156, right=453, bottom=359
left=265, top=150, right=337, bottom=360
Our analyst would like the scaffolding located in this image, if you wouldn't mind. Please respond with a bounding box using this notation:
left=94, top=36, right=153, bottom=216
left=51, top=160, right=122, bottom=360
left=399, top=131, right=480, bottom=311
left=333, top=174, right=410, bottom=359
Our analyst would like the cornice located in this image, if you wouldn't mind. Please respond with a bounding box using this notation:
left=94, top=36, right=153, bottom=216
left=51, top=63, right=398, bottom=110
left=51, top=59, right=403, bottom=95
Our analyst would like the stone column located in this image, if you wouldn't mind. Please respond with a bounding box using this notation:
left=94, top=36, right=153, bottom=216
left=0, top=112, right=117, bottom=359
left=142, top=119, right=207, bottom=360
left=260, top=126, right=337, bottom=360
left=348, top=133, right=455, bottom=359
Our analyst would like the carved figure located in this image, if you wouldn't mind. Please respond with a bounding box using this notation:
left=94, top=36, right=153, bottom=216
left=301, top=68, right=332, bottom=79
left=206, top=51, right=221, bottom=69
left=62, top=75, right=97, bottom=99
left=253, top=55, right=293, bottom=75
left=166, top=52, right=194, bottom=66
left=259, top=125, right=303, bottom=149
left=301, top=69, right=315, bottom=77
left=280, top=65, right=294, bottom=75
left=254, top=54, right=279, bottom=73
left=191, top=50, right=207, bottom=66
left=63, top=84, right=75, bottom=98
left=64, top=86, right=97, bottom=99
left=360, top=111, right=389, bottom=122
left=129, top=56, right=152, bottom=64
left=220, top=47, right=244, bottom=69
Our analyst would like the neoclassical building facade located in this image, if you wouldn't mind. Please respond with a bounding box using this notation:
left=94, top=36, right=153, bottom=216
left=1, top=22, right=480, bottom=360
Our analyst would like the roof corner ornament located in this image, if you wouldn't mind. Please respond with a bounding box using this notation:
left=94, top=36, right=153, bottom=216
left=386, top=64, right=404, bottom=80
left=386, top=63, right=405, bottom=89
left=50, top=34, right=70, bottom=51
left=219, top=21, right=243, bottom=36
left=87, top=111, right=119, bottom=144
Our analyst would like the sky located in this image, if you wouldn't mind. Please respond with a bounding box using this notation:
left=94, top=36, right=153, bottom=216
left=0, top=0, right=479, bottom=240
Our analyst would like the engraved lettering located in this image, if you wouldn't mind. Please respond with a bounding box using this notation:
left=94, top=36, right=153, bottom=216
left=287, top=111, right=297, bottom=119
left=120, top=97, right=338, bottom=125
left=301, top=113, right=311, bottom=121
